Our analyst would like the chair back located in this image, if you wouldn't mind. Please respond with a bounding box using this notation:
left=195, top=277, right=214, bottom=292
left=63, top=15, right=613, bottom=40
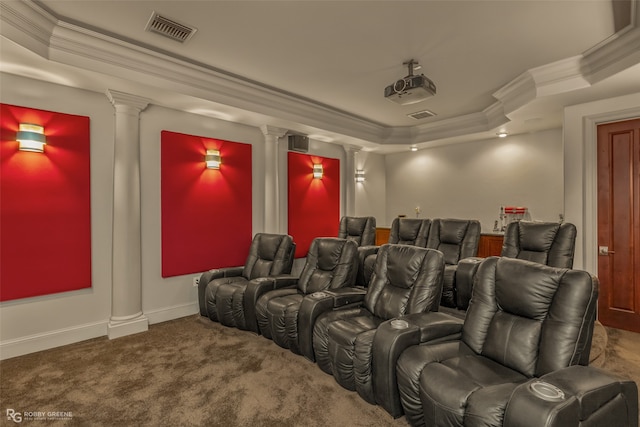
left=462, top=257, right=598, bottom=377
left=338, top=216, right=376, bottom=246
left=389, top=218, right=431, bottom=247
left=243, top=233, right=295, bottom=280
left=427, top=219, right=480, bottom=265
left=502, top=221, right=577, bottom=268
left=297, top=238, right=359, bottom=294
left=365, top=244, right=444, bottom=320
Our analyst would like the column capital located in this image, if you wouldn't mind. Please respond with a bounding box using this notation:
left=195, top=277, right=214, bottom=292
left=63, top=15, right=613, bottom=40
left=106, top=89, right=150, bottom=112
left=343, top=144, right=361, bottom=154
left=260, top=125, right=288, bottom=138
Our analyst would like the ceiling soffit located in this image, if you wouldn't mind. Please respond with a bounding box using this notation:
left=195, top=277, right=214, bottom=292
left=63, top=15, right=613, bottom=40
left=1, top=0, right=639, bottom=149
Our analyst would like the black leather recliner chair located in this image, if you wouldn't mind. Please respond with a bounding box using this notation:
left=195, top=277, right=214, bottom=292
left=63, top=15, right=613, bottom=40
left=338, top=216, right=376, bottom=247
left=394, top=257, right=638, bottom=427
left=359, top=218, right=431, bottom=286
left=455, top=221, right=577, bottom=314
left=312, top=245, right=445, bottom=406
left=198, top=233, right=295, bottom=333
left=425, top=218, right=480, bottom=313
left=254, top=237, right=359, bottom=353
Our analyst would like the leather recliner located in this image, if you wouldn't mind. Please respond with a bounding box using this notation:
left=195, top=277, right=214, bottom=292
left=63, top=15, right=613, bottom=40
left=395, top=257, right=637, bottom=427
left=455, top=221, right=577, bottom=314
left=198, top=233, right=295, bottom=333
left=254, top=237, right=359, bottom=353
left=338, top=216, right=376, bottom=247
left=312, top=244, right=444, bottom=406
left=425, top=218, right=480, bottom=311
left=359, top=218, right=431, bottom=286
left=338, top=216, right=378, bottom=286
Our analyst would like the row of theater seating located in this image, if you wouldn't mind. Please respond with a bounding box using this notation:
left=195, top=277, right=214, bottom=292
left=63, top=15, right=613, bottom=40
left=197, top=217, right=638, bottom=426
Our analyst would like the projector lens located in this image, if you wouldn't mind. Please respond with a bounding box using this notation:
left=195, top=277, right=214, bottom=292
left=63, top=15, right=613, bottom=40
left=393, top=79, right=407, bottom=93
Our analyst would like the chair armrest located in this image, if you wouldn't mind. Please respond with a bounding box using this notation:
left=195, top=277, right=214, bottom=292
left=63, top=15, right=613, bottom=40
left=298, top=291, right=337, bottom=362
left=372, top=312, right=464, bottom=417
left=326, top=287, right=367, bottom=307
left=242, top=275, right=299, bottom=334
left=356, top=246, right=380, bottom=286
left=504, top=366, right=639, bottom=427
left=454, top=257, right=484, bottom=310
left=197, top=266, right=245, bottom=315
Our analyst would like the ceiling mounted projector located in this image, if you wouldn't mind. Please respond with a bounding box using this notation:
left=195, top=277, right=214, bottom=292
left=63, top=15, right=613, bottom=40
left=384, top=59, right=436, bottom=105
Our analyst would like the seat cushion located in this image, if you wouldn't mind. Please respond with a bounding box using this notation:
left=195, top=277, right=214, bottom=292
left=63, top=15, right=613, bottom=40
left=327, top=314, right=383, bottom=391
left=204, top=276, right=250, bottom=322
left=266, top=293, right=304, bottom=349
left=313, top=307, right=369, bottom=374
left=255, top=288, right=299, bottom=339
left=420, top=355, right=527, bottom=426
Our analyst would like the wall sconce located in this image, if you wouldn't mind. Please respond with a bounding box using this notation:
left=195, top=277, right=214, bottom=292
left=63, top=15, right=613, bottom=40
left=355, top=169, right=365, bottom=182
left=17, top=123, right=46, bottom=153
left=313, top=163, right=323, bottom=179
left=205, top=149, right=221, bottom=169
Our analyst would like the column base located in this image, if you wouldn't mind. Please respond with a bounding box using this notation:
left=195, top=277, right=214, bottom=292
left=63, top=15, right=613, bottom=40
left=107, top=314, right=149, bottom=339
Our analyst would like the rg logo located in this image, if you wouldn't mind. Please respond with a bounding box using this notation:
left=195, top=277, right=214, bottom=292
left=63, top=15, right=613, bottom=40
left=6, top=409, right=22, bottom=423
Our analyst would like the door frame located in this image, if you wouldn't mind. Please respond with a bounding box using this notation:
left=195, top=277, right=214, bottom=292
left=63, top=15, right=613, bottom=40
left=564, top=93, right=640, bottom=275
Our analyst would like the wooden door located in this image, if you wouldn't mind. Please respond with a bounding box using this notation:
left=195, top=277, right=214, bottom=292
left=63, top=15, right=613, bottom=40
left=597, top=118, right=640, bottom=332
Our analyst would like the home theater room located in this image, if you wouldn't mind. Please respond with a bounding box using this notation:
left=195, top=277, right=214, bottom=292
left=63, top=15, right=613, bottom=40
left=1, top=0, right=640, bottom=426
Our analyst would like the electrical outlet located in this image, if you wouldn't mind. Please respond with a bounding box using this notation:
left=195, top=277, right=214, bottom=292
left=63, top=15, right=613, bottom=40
left=192, top=276, right=200, bottom=287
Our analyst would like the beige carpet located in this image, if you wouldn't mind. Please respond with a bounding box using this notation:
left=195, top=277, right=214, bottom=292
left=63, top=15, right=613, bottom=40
left=0, top=316, right=637, bottom=427
left=0, top=316, right=408, bottom=427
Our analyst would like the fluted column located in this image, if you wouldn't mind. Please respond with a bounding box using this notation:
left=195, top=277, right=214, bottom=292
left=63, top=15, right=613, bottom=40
left=343, top=145, right=360, bottom=217
left=260, top=125, right=287, bottom=234
left=106, top=89, right=150, bottom=339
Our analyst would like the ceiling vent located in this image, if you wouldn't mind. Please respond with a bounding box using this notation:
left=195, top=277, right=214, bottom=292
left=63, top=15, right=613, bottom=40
left=145, top=12, right=197, bottom=43
left=408, top=109, right=437, bottom=120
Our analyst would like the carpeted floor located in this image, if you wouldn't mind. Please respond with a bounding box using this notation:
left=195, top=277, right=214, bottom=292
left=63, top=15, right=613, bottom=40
left=1, top=315, right=638, bottom=426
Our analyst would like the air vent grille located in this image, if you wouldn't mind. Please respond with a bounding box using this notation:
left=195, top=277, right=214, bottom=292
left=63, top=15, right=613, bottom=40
left=408, top=109, right=436, bottom=120
left=145, top=12, right=197, bottom=43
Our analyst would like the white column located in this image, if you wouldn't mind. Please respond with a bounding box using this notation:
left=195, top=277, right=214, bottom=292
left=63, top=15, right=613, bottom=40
left=343, top=145, right=359, bottom=217
left=260, top=125, right=287, bottom=234
left=106, top=89, right=150, bottom=339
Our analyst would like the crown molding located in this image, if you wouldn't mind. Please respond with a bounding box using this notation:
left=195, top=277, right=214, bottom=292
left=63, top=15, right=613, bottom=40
left=0, top=0, right=56, bottom=58
left=2, top=0, right=639, bottom=150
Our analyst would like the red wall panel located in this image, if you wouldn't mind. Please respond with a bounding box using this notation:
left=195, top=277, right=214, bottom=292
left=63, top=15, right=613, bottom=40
left=161, top=131, right=252, bottom=277
left=287, top=152, right=340, bottom=257
left=0, top=104, right=91, bottom=301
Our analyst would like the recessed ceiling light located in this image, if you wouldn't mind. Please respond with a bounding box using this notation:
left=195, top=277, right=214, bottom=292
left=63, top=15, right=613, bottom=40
left=410, top=146, right=418, bottom=151
left=497, top=132, right=508, bottom=138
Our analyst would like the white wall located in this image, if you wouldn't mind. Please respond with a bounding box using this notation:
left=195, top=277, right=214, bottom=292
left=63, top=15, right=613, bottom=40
left=0, top=74, right=114, bottom=358
left=354, top=151, right=387, bottom=226
left=384, top=129, right=564, bottom=232
left=139, top=105, right=265, bottom=323
left=0, top=73, right=369, bottom=358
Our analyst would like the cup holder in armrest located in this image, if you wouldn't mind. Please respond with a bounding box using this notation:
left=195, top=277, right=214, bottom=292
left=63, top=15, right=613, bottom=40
left=390, top=319, right=410, bottom=329
left=528, top=381, right=566, bottom=402
left=310, top=291, right=329, bottom=299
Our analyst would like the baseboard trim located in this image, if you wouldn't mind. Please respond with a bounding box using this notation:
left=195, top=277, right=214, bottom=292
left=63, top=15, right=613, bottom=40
left=107, top=315, right=149, bottom=339
left=0, top=303, right=199, bottom=360
left=145, top=302, right=198, bottom=325
left=0, top=321, right=107, bottom=360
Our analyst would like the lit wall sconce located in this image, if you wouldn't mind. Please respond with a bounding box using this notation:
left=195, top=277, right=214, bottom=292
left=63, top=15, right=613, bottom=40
left=313, top=163, right=323, bottom=179
left=17, top=123, right=46, bottom=153
left=205, top=149, right=221, bottom=169
left=355, top=169, right=365, bottom=182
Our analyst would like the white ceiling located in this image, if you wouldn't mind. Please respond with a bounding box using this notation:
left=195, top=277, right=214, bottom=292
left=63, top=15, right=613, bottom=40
left=1, top=0, right=640, bottom=153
